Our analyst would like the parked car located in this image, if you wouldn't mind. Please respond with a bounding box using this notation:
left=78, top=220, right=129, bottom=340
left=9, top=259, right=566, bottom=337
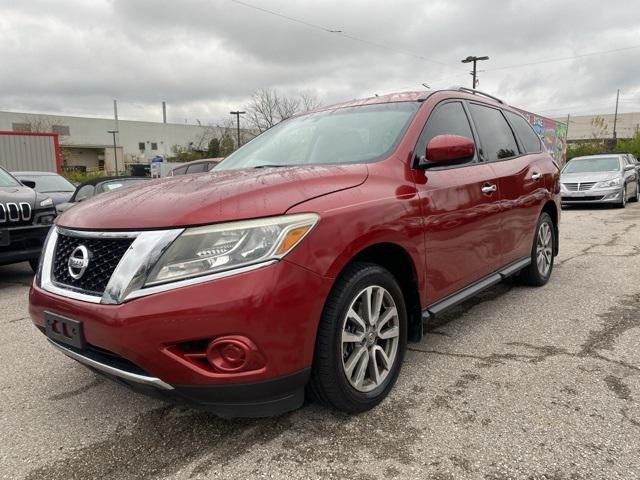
left=622, top=153, right=640, bottom=193
left=169, top=158, right=223, bottom=176
left=0, top=166, right=57, bottom=271
left=561, top=154, right=639, bottom=207
left=13, top=171, right=76, bottom=207
left=29, top=88, right=560, bottom=417
left=56, top=176, right=150, bottom=213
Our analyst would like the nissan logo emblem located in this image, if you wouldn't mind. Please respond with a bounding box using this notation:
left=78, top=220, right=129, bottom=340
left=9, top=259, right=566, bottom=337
left=68, top=245, right=90, bottom=280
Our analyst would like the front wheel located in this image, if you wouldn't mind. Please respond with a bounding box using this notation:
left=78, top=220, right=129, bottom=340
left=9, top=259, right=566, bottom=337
left=517, top=212, right=555, bottom=286
left=617, top=185, right=627, bottom=208
left=308, top=262, right=407, bottom=413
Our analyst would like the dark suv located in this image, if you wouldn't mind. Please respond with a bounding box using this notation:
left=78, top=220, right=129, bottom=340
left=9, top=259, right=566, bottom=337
left=0, top=167, right=57, bottom=271
left=30, top=88, right=560, bottom=417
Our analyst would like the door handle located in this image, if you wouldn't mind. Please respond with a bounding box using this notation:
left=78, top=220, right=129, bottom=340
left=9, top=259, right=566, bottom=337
left=481, top=184, right=497, bottom=194
left=532, top=172, right=543, bottom=180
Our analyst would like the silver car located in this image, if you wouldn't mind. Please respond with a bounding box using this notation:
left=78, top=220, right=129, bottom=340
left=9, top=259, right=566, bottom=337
left=561, top=154, right=639, bottom=208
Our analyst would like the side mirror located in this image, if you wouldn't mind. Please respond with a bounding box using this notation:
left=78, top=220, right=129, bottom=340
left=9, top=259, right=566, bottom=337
left=624, top=164, right=635, bottom=171
left=419, top=135, right=475, bottom=168
left=21, top=180, right=36, bottom=189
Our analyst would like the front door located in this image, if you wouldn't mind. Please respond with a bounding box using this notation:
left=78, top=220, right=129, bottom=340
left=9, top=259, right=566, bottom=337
left=412, top=100, right=504, bottom=305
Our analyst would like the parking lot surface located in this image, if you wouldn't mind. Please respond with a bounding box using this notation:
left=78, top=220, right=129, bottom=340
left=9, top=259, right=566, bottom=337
left=1, top=204, right=640, bottom=479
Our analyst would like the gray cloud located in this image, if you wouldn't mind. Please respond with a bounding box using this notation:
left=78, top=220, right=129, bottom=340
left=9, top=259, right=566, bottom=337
left=1, top=0, right=639, bottom=124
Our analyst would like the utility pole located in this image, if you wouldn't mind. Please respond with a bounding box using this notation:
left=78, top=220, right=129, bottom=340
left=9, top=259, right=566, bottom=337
left=461, top=55, right=489, bottom=89
left=107, top=130, right=119, bottom=175
left=612, top=89, right=620, bottom=146
left=162, top=101, right=167, bottom=123
left=229, top=111, right=246, bottom=149
left=566, top=114, right=570, bottom=140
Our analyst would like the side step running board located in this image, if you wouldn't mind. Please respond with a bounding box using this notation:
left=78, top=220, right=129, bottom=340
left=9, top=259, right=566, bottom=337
left=421, top=257, right=530, bottom=323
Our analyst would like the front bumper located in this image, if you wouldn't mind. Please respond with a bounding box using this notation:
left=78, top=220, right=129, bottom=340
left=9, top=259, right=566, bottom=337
left=561, top=187, right=623, bottom=205
left=0, top=224, right=51, bottom=265
left=30, top=259, right=333, bottom=417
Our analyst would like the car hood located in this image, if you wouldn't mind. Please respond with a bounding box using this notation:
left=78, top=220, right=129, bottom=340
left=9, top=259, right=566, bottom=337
left=57, top=164, right=369, bottom=230
left=561, top=171, right=620, bottom=183
left=0, top=185, right=37, bottom=206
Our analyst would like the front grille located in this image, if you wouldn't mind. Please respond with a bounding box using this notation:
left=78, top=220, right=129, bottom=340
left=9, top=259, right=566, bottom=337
left=52, top=233, right=134, bottom=295
left=0, top=202, right=33, bottom=226
left=561, top=195, right=604, bottom=202
left=563, top=182, right=597, bottom=191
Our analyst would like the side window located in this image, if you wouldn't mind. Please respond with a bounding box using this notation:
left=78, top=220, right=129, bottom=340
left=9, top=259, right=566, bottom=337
left=206, top=162, right=217, bottom=171
left=172, top=167, right=187, bottom=176
left=186, top=163, right=207, bottom=174
left=415, top=101, right=476, bottom=164
left=504, top=111, right=542, bottom=153
left=75, top=185, right=95, bottom=201
left=468, top=103, right=518, bottom=162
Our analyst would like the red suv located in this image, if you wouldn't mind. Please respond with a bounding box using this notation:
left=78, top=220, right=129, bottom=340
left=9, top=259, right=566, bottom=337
left=29, top=88, right=560, bottom=417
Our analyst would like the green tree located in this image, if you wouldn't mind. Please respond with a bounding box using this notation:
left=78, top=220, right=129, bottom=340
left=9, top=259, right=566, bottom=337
left=207, top=138, right=220, bottom=158
left=219, top=134, right=236, bottom=156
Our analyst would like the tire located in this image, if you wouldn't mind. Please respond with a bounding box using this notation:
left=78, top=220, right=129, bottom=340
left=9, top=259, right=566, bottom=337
left=631, top=182, right=639, bottom=202
left=517, top=212, right=555, bottom=287
left=617, top=185, right=627, bottom=208
left=308, top=262, right=407, bottom=413
left=28, top=258, right=40, bottom=273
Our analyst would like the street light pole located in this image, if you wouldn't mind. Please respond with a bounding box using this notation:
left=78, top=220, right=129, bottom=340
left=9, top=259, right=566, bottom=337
left=229, top=111, right=246, bottom=149
left=107, top=130, right=119, bottom=174
left=461, top=55, right=489, bottom=89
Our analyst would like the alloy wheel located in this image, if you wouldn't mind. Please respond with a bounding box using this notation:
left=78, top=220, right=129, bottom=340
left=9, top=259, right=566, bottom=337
left=536, top=221, right=553, bottom=277
left=341, top=285, right=400, bottom=393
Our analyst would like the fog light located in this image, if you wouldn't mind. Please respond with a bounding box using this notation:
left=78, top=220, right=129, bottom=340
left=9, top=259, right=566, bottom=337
left=206, top=336, right=265, bottom=373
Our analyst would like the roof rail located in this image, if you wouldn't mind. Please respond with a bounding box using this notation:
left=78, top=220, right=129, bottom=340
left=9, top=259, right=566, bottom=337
left=452, top=86, right=506, bottom=105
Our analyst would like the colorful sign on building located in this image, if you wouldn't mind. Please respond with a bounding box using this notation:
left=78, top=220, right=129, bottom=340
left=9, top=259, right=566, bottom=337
left=516, top=109, right=567, bottom=165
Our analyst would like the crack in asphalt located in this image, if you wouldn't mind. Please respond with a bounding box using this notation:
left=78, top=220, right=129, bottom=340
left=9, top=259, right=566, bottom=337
left=557, top=222, right=638, bottom=265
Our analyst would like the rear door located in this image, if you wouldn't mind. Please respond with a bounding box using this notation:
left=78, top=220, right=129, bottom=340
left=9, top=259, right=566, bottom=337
left=412, top=100, right=504, bottom=304
left=468, top=103, right=550, bottom=264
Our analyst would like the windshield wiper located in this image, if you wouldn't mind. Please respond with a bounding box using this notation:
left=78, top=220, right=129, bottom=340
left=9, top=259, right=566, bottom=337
left=252, top=164, right=289, bottom=169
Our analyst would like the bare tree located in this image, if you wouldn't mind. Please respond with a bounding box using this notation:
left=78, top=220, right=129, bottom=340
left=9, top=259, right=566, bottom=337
left=299, top=91, right=322, bottom=112
left=245, top=88, right=322, bottom=133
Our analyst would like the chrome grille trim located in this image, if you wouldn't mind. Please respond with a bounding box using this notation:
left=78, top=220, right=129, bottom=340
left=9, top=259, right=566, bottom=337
left=40, top=226, right=184, bottom=305
left=7, top=203, right=20, bottom=221
left=19, top=202, right=32, bottom=221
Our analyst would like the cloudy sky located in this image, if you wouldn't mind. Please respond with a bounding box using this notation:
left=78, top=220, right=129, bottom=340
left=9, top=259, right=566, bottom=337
left=1, top=0, right=639, bottom=125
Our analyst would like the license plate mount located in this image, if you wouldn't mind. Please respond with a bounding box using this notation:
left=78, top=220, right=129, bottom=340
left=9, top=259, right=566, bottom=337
left=45, top=312, right=86, bottom=349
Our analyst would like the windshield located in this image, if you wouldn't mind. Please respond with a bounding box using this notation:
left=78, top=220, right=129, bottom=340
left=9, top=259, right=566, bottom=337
left=18, top=174, right=75, bottom=193
left=563, top=157, right=621, bottom=173
left=0, top=168, right=20, bottom=187
left=217, top=102, right=419, bottom=170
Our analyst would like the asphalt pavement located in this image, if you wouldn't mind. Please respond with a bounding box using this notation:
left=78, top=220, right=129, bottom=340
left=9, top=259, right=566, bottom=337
left=1, top=203, right=640, bottom=480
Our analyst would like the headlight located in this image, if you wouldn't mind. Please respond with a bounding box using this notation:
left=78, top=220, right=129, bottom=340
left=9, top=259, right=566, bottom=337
left=595, top=178, right=621, bottom=188
left=144, top=213, right=319, bottom=286
left=40, top=197, right=53, bottom=207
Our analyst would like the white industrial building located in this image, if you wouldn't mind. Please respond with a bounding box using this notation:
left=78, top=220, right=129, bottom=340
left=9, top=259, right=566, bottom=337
left=0, top=110, right=226, bottom=173
left=552, top=112, right=640, bottom=142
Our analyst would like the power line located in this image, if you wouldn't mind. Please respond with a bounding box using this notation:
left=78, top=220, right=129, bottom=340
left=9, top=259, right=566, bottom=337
left=227, top=0, right=454, bottom=67
left=486, top=45, right=640, bottom=72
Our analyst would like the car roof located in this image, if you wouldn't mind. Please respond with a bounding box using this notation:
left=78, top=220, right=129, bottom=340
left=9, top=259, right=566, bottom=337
left=298, top=88, right=518, bottom=118
left=13, top=171, right=60, bottom=176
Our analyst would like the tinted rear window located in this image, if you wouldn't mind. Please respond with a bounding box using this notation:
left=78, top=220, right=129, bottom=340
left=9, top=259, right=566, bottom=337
left=505, top=111, right=542, bottom=153
left=468, top=103, right=518, bottom=162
